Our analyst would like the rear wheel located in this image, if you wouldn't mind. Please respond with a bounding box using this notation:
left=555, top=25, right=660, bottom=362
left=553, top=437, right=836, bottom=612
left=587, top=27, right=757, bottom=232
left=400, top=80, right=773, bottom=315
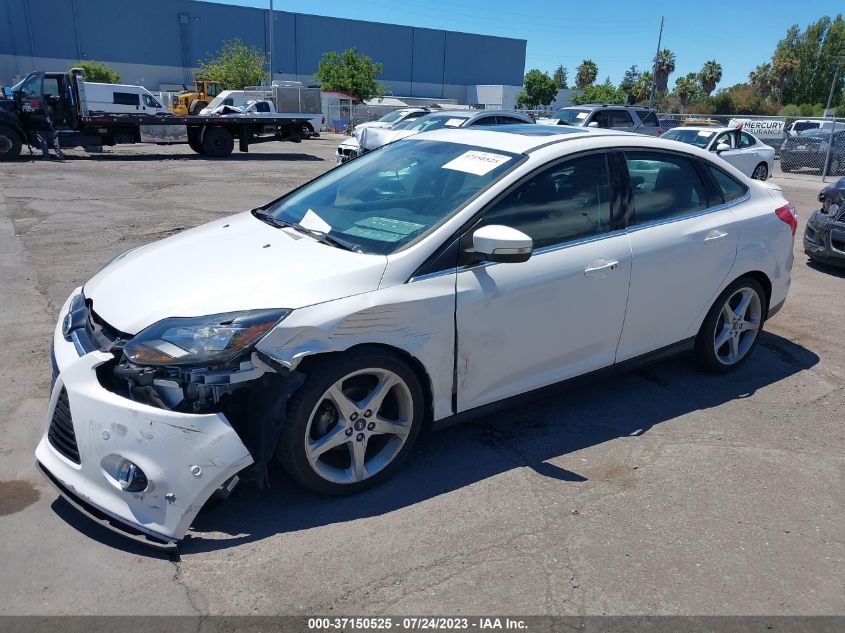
left=751, top=162, right=768, bottom=180
left=695, top=277, right=767, bottom=373
left=827, top=156, right=842, bottom=176
left=201, top=127, right=234, bottom=157
left=300, top=122, right=314, bottom=138
left=187, top=129, right=204, bottom=154
left=0, top=126, right=22, bottom=161
left=780, top=162, right=794, bottom=173
left=277, top=348, right=425, bottom=495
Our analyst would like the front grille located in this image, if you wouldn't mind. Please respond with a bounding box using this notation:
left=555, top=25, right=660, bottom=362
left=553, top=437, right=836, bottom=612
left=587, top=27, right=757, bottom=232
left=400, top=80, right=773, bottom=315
left=48, top=388, right=80, bottom=464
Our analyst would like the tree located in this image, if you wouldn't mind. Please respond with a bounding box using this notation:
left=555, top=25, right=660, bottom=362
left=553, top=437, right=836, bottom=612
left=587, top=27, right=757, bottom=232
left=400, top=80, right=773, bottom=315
left=654, top=49, right=676, bottom=93
left=198, top=39, right=268, bottom=89
left=772, top=53, right=800, bottom=103
left=575, top=59, right=598, bottom=89
left=71, top=60, right=120, bottom=83
left=552, top=65, right=568, bottom=89
left=619, top=64, right=640, bottom=103
left=314, top=48, right=386, bottom=102
left=571, top=83, right=627, bottom=105
left=516, top=69, right=558, bottom=108
left=674, top=73, right=699, bottom=110
left=748, top=63, right=775, bottom=100
left=630, top=71, right=653, bottom=104
left=698, top=60, right=722, bottom=95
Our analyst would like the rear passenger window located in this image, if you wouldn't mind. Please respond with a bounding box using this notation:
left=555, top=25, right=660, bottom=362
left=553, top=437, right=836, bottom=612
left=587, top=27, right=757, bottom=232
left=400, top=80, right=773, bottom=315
left=478, top=153, right=613, bottom=249
left=610, top=110, right=634, bottom=128
left=625, top=151, right=707, bottom=224
left=113, top=92, right=139, bottom=106
left=739, top=132, right=756, bottom=148
left=706, top=164, right=748, bottom=202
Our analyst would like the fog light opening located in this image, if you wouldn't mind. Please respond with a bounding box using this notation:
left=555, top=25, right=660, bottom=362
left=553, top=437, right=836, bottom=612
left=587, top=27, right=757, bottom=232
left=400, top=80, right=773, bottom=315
left=117, top=461, right=148, bottom=492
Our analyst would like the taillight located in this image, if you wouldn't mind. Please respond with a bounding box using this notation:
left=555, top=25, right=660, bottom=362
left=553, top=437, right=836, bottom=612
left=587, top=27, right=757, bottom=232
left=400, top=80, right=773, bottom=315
left=657, top=128, right=664, bottom=135
left=775, top=204, right=797, bottom=236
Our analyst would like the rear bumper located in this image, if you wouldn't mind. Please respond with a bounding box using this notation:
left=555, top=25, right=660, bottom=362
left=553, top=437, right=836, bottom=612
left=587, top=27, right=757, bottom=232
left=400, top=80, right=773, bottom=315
left=36, top=290, right=254, bottom=544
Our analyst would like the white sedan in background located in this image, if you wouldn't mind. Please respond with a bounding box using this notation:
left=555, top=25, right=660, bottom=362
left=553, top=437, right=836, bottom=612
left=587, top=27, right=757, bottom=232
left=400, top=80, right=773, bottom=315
left=39, top=125, right=795, bottom=548
left=660, top=126, right=775, bottom=180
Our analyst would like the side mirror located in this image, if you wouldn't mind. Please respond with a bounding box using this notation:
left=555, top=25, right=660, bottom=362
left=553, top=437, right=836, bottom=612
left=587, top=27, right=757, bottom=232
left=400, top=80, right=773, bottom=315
left=715, top=142, right=731, bottom=153
left=587, top=121, right=600, bottom=128
left=472, top=225, right=533, bottom=263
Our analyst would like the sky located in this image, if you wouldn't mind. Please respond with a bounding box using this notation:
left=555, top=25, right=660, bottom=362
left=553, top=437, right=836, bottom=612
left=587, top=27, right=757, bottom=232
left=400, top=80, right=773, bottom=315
left=204, top=0, right=843, bottom=88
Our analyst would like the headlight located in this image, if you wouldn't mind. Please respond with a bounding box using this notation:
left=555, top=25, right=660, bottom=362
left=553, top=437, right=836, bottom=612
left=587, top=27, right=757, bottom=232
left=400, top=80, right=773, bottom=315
left=123, top=309, right=290, bottom=366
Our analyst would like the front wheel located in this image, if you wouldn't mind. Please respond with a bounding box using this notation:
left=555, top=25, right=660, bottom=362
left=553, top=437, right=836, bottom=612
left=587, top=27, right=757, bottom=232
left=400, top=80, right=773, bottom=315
left=0, top=126, right=22, bottom=161
left=277, top=349, right=425, bottom=495
left=826, top=156, right=842, bottom=176
left=751, top=162, right=769, bottom=180
left=694, top=278, right=767, bottom=373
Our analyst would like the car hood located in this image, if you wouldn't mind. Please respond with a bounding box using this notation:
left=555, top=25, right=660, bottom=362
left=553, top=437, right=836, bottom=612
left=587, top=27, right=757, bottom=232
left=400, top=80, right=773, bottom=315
left=84, top=212, right=388, bottom=334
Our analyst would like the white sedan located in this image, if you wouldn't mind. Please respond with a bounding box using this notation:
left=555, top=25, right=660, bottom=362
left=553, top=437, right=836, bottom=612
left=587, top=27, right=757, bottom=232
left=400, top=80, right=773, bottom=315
left=659, top=126, right=775, bottom=180
left=39, top=126, right=795, bottom=548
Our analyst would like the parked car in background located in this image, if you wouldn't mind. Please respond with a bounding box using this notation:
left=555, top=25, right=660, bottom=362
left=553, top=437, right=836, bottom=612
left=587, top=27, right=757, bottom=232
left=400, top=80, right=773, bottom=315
left=336, top=109, right=534, bottom=163
left=84, top=82, right=170, bottom=115
left=781, top=129, right=845, bottom=176
left=659, top=118, right=681, bottom=131
left=39, top=125, right=795, bottom=547
left=660, top=126, right=774, bottom=180
left=537, top=105, right=662, bottom=136
left=804, top=177, right=845, bottom=267
left=352, top=107, right=430, bottom=134
left=786, top=119, right=836, bottom=136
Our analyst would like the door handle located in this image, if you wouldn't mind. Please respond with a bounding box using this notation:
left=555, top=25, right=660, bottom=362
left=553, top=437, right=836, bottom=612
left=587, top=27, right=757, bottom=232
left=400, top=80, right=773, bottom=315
left=584, top=259, right=619, bottom=277
left=704, top=229, right=728, bottom=243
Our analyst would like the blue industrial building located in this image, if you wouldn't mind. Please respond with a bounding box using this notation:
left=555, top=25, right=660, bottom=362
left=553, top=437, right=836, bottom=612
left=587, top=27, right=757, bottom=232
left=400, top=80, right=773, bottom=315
left=1, top=0, right=527, bottom=102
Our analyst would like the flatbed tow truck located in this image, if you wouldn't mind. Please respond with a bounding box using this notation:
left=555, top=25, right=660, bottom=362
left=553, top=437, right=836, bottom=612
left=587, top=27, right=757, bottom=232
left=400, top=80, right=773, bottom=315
left=0, top=69, right=314, bottom=160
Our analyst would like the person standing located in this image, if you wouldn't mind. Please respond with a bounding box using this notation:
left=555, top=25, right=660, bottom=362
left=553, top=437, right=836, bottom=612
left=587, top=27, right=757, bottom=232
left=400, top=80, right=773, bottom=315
left=34, top=97, right=65, bottom=160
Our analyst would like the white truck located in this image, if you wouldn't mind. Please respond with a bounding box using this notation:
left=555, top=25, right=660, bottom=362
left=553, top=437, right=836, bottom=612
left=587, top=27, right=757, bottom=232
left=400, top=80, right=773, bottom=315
left=205, top=84, right=324, bottom=137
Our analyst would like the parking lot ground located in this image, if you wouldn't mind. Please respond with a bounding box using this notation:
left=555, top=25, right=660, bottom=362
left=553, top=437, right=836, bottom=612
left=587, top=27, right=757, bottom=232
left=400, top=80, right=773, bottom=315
left=0, top=138, right=843, bottom=615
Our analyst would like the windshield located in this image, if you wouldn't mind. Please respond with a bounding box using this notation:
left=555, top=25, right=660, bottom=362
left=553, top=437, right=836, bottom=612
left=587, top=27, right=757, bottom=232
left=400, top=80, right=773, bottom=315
left=205, top=93, right=232, bottom=109
left=393, top=113, right=471, bottom=132
left=661, top=129, right=716, bottom=148
left=798, top=129, right=831, bottom=139
left=378, top=110, right=407, bottom=123
left=550, top=109, right=590, bottom=125
left=263, top=139, right=521, bottom=255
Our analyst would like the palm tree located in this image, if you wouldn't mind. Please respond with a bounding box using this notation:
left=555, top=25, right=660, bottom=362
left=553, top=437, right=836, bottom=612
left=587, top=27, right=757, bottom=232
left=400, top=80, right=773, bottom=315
left=772, top=55, right=799, bottom=103
left=675, top=74, right=698, bottom=111
left=575, top=59, right=598, bottom=89
left=631, top=71, right=653, bottom=103
left=748, top=63, right=774, bottom=100
left=654, top=49, right=676, bottom=93
left=698, top=60, right=722, bottom=95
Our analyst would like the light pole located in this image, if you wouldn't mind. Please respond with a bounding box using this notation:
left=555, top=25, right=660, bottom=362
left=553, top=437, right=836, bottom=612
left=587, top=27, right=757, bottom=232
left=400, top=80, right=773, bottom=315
left=648, top=16, right=664, bottom=110
left=821, top=56, right=843, bottom=182
left=268, top=0, right=274, bottom=84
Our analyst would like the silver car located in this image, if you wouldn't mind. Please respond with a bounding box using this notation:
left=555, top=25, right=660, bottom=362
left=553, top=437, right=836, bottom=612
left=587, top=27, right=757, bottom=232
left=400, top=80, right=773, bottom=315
left=538, top=105, right=663, bottom=136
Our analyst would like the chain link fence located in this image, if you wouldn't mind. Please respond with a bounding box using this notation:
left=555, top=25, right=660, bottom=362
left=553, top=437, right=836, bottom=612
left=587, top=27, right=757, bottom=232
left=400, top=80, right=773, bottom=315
left=657, top=113, right=845, bottom=181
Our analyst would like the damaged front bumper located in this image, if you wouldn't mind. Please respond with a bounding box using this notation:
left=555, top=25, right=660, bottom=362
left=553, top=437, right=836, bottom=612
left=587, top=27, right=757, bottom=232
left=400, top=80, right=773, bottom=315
left=36, top=290, right=296, bottom=548
left=804, top=210, right=845, bottom=266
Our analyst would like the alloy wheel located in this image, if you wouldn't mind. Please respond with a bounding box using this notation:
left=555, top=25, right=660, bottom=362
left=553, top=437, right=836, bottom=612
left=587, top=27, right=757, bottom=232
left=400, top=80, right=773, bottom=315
left=752, top=164, right=768, bottom=180
left=304, top=368, right=414, bottom=484
left=713, top=287, right=762, bottom=366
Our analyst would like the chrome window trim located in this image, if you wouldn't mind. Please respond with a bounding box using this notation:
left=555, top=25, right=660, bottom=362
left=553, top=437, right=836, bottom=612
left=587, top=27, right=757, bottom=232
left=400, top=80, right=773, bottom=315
left=625, top=190, right=751, bottom=234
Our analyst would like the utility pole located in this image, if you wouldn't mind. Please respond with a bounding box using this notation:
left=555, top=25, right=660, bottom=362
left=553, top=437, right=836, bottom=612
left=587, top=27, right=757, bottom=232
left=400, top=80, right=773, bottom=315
left=821, top=56, right=843, bottom=182
left=268, top=0, right=274, bottom=84
left=648, top=16, right=664, bottom=109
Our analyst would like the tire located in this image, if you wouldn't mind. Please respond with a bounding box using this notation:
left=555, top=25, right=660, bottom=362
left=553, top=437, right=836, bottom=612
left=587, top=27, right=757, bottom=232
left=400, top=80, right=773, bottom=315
left=780, top=163, right=794, bottom=173
left=187, top=129, right=204, bottom=154
left=826, top=156, right=842, bottom=176
left=201, top=127, right=234, bottom=157
left=277, top=348, right=425, bottom=495
left=0, top=126, right=22, bottom=161
left=299, top=122, right=314, bottom=138
left=751, top=162, right=768, bottom=180
left=694, top=277, right=767, bottom=374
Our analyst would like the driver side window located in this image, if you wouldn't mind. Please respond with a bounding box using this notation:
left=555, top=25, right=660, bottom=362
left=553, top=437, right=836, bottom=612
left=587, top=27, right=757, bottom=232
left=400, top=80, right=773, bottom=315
left=476, top=153, right=613, bottom=250
left=714, top=132, right=735, bottom=149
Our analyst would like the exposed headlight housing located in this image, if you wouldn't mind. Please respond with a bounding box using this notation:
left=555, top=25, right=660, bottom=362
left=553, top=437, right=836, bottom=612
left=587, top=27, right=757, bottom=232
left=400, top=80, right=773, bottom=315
left=123, top=308, right=290, bottom=366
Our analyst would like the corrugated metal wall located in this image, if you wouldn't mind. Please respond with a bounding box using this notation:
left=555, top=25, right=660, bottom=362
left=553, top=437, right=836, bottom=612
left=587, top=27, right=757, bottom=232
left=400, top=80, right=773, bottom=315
left=0, top=0, right=526, bottom=98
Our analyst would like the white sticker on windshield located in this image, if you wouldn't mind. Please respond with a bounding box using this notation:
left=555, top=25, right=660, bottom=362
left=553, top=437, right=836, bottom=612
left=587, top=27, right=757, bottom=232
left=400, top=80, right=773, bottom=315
left=698, top=131, right=712, bottom=137
left=299, top=209, right=332, bottom=233
left=445, top=118, right=465, bottom=128
left=442, top=151, right=512, bottom=176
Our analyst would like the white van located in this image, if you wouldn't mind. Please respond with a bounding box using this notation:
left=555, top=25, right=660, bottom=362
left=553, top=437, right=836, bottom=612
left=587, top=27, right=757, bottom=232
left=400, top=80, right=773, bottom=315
left=84, top=82, right=169, bottom=115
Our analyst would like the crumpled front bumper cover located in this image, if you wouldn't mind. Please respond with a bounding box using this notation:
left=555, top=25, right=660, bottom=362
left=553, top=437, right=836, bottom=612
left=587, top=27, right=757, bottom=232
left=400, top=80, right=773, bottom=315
left=36, top=291, right=254, bottom=546
left=804, top=210, right=845, bottom=264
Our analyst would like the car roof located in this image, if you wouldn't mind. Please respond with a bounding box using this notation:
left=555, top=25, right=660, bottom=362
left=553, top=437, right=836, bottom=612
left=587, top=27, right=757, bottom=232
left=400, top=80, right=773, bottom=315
left=666, top=126, right=736, bottom=134
left=408, top=125, right=621, bottom=154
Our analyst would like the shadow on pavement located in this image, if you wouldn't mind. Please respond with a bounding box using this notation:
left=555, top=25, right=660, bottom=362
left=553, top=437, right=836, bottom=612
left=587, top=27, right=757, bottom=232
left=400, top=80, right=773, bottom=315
left=806, top=258, right=845, bottom=277
left=50, top=332, right=818, bottom=555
